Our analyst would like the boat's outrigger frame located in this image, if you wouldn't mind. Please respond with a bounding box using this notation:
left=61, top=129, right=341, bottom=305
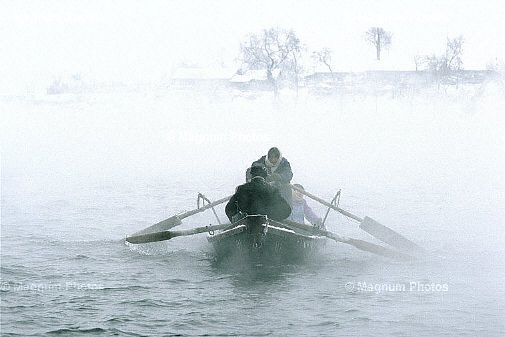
left=126, top=186, right=423, bottom=260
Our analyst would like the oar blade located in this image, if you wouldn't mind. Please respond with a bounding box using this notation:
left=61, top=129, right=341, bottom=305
left=359, top=216, right=424, bottom=254
left=345, top=237, right=414, bottom=260
left=126, top=231, right=175, bottom=244
left=131, top=216, right=182, bottom=237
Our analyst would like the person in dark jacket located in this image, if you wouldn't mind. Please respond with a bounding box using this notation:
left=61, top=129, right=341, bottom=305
left=225, top=163, right=291, bottom=223
left=252, top=147, right=293, bottom=203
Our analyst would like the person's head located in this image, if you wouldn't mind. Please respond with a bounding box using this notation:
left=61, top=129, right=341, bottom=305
left=250, top=162, right=268, bottom=179
left=292, top=183, right=305, bottom=200
left=267, top=147, right=281, bottom=165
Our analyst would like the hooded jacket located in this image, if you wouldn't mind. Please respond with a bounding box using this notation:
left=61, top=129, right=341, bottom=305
left=253, top=155, right=293, bottom=184
left=253, top=154, right=293, bottom=203
left=225, top=177, right=291, bottom=222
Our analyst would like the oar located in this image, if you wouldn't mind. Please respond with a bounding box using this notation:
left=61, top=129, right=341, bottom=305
left=126, top=223, right=233, bottom=244
left=131, top=195, right=232, bottom=237
left=289, top=184, right=423, bottom=255
left=281, top=219, right=413, bottom=260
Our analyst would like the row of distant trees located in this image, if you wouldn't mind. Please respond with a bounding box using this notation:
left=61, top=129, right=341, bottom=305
left=238, top=26, right=469, bottom=93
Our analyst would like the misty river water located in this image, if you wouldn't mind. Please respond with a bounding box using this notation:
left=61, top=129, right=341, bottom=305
left=2, top=81, right=505, bottom=336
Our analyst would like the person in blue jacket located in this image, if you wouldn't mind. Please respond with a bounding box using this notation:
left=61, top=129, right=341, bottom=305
left=288, top=184, right=325, bottom=229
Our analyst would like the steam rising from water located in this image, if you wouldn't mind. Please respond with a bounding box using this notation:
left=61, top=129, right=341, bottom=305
left=2, top=81, right=504, bottom=336
left=2, top=81, right=504, bottom=253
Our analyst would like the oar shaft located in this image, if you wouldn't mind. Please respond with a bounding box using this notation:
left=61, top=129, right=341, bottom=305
left=281, top=219, right=412, bottom=260
left=132, top=195, right=232, bottom=236
left=174, top=223, right=231, bottom=236
left=289, top=184, right=423, bottom=254
left=290, top=184, right=362, bottom=222
left=126, top=223, right=232, bottom=244
left=178, top=195, right=232, bottom=220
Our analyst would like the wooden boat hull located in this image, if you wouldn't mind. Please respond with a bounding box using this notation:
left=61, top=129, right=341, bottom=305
left=207, top=216, right=325, bottom=264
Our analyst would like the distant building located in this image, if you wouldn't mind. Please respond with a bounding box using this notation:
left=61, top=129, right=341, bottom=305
left=230, top=69, right=280, bottom=90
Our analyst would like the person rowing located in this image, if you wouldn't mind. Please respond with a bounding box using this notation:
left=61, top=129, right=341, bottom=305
left=225, top=162, right=291, bottom=223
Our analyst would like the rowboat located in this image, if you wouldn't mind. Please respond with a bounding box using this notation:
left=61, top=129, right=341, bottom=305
left=126, top=187, right=423, bottom=261
left=207, top=215, right=325, bottom=264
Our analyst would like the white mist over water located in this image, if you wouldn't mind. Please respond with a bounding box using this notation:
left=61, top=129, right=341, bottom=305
left=2, top=81, right=505, bottom=336
left=2, top=82, right=504, bottom=249
left=2, top=1, right=505, bottom=333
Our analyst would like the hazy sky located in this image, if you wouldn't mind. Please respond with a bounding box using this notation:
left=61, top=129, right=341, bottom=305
left=1, top=0, right=503, bottom=91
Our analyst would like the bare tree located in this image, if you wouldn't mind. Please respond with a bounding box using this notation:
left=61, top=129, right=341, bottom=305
left=365, top=27, right=392, bottom=61
left=414, top=55, right=427, bottom=71
left=444, top=35, right=464, bottom=71
left=281, top=46, right=304, bottom=94
left=239, top=27, right=302, bottom=93
left=426, top=35, right=464, bottom=74
left=486, top=58, right=505, bottom=73
left=312, top=48, right=333, bottom=72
